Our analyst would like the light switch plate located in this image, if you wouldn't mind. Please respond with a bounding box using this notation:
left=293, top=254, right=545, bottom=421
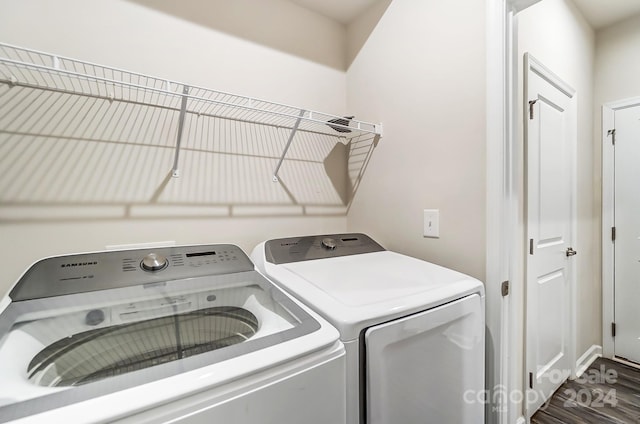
left=423, top=209, right=439, bottom=238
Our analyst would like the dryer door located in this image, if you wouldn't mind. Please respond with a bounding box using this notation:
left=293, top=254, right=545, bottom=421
left=364, top=293, right=484, bottom=424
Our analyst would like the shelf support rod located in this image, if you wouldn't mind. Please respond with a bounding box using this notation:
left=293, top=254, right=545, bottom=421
left=171, top=85, right=190, bottom=178
left=273, top=109, right=306, bottom=182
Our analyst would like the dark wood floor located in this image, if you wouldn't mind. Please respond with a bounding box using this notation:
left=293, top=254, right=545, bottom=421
left=532, top=357, right=640, bottom=423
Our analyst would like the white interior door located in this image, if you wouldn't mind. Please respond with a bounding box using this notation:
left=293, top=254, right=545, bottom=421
left=614, top=104, right=640, bottom=364
left=524, top=54, right=576, bottom=417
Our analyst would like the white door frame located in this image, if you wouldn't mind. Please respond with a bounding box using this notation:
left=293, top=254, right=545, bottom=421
left=601, top=96, right=640, bottom=358
left=486, top=1, right=544, bottom=423
left=485, top=3, right=513, bottom=424
left=485, top=1, right=517, bottom=423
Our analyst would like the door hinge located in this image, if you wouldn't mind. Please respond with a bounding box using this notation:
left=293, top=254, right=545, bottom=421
left=612, top=227, right=616, bottom=241
left=501, top=281, right=509, bottom=297
left=612, top=322, right=616, bottom=337
left=608, top=129, right=616, bottom=145
left=529, top=100, right=538, bottom=120
left=529, top=372, right=534, bottom=389
left=529, top=239, right=534, bottom=255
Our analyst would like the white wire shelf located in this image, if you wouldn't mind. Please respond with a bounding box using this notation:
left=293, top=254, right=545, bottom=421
left=0, top=43, right=382, bottom=183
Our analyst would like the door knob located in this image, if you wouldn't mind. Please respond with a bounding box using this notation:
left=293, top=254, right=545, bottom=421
left=566, top=247, right=577, bottom=257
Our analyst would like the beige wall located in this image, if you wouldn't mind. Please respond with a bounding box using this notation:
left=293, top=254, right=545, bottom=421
left=345, top=0, right=487, bottom=281
left=593, top=11, right=640, bottom=360
left=594, top=13, right=640, bottom=201
left=1, top=0, right=489, bottom=297
left=0, top=0, right=347, bottom=106
left=127, top=0, right=348, bottom=71
left=595, top=13, right=640, bottom=106
left=0, top=0, right=350, bottom=295
left=517, top=0, right=597, bottom=405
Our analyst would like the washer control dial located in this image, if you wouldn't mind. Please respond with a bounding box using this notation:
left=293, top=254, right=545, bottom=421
left=321, top=237, right=337, bottom=250
left=141, top=253, right=168, bottom=272
left=85, top=309, right=105, bottom=326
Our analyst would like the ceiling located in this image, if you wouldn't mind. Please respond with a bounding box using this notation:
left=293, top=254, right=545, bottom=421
left=288, top=0, right=379, bottom=24
left=572, top=0, right=640, bottom=29
left=290, top=0, right=640, bottom=29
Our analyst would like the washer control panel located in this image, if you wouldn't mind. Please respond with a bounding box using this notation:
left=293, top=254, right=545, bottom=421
left=10, top=244, right=253, bottom=301
left=265, top=233, right=385, bottom=264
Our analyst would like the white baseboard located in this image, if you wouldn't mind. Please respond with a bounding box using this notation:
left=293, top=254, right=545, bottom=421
left=611, top=356, right=640, bottom=370
left=575, top=344, right=602, bottom=377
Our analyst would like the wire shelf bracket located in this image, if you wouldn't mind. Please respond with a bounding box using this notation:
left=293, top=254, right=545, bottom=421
left=171, top=85, right=190, bottom=178
left=272, top=109, right=306, bottom=183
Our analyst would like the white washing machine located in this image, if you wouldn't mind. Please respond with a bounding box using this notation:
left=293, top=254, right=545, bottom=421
left=252, top=233, right=485, bottom=424
left=0, top=244, right=346, bottom=423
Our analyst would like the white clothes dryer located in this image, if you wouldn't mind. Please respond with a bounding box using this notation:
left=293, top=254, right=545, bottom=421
left=0, top=244, right=346, bottom=424
left=252, top=233, right=485, bottom=424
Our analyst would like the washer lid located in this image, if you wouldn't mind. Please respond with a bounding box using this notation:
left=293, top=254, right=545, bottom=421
left=0, top=245, right=339, bottom=423
left=261, top=250, right=484, bottom=340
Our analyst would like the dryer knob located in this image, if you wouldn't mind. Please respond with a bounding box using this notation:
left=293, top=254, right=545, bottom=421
left=141, top=253, right=168, bottom=272
left=321, top=237, right=337, bottom=250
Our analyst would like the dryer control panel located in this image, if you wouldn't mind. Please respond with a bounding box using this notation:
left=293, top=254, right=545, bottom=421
left=264, top=233, right=385, bottom=264
left=10, top=244, right=253, bottom=301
